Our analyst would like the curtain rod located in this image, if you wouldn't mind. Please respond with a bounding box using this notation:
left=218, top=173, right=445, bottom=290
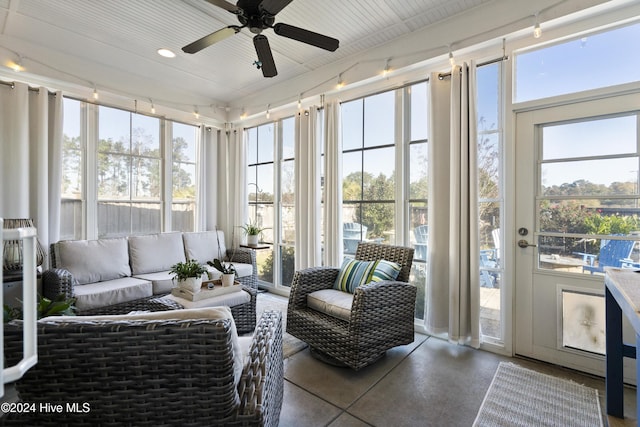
left=438, top=55, right=508, bottom=80
left=0, top=79, right=57, bottom=95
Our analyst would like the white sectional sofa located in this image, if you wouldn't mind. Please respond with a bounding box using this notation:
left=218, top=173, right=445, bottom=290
left=42, top=230, right=259, bottom=332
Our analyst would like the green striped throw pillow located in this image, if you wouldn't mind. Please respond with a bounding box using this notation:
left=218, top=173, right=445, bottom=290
left=369, top=259, right=402, bottom=283
left=334, top=259, right=402, bottom=293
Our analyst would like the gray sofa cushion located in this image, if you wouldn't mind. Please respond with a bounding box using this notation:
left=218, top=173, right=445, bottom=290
left=133, top=271, right=175, bottom=295
left=53, top=238, right=131, bottom=285
left=73, top=277, right=152, bottom=310
left=129, top=232, right=186, bottom=275
left=183, top=230, right=227, bottom=264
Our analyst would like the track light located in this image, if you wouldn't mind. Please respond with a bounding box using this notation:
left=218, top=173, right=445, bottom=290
left=93, top=89, right=99, bottom=100
left=240, top=108, right=247, bottom=120
left=336, top=74, right=345, bottom=90
left=448, top=50, right=455, bottom=67
left=533, top=13, right=542, bottom=38
left=8, top=56, right=23, bottom=72
left=266, top=104, right=270, bottom=119
left=382, top=59, right=391, bottom=77
left=194, top=108, right=199, bottom=119
left=533, top=22, right=542, bottom=38
left=151, top=103, right=156, bottom=114
left=297, top=96, right=302, bottom=110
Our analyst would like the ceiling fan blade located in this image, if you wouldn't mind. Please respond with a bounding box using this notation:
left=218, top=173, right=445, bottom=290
left=205, top=0, right=242, bottom=14
left=253, top=35, right=277, bottom=78
left=273, top=23, right=339, bottom=51
left=182, top=26, right=240, bottom=54
left=259, top=0, right=294, bottom=16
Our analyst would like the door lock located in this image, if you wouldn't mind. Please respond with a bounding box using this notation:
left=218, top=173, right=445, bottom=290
left=518, top=239, right=537, bottom=248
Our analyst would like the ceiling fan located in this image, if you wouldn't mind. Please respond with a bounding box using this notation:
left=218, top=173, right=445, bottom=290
left=183, top=0, right=340, bottom=78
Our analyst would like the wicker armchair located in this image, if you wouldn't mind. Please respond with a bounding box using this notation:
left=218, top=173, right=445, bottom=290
left=2, top=310, right=283, bottom=427
left=287, top=242, right=416, bottom=370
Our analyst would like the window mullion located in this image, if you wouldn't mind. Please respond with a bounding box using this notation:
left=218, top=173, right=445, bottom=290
left=85, top=103, right=98, bottom=240
left=395, top=87, right=406, bottom=245
left=163, top=119, right=172, bottom=231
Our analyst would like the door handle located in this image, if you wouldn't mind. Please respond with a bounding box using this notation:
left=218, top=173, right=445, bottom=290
left=518, top=239, right=537, bottom=248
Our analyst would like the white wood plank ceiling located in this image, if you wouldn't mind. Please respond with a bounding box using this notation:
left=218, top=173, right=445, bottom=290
left=0, top=0, right=617, bottom=119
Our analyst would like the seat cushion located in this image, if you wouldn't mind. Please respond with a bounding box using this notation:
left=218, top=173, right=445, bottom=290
left=307, top=289, right=354, bottom=322
left=333, top=258, right=402, bottom=293
left=128, top=232, right=186, bottom=275
left=53, top=238, right=131, bottom=285
left=40, top=306, right=243, bottom=386
left=183, top=231, right=227, bottom=264
left=73, top=277, right=153, bottom=311
left=133, top=271, right=175, bottom=295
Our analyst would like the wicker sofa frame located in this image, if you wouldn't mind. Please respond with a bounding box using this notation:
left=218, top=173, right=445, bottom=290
left=2, top=311, right=283, bottom=427
left=287, top=242, right=416, bottom=370
left=43, top=244, right=258, bottom=333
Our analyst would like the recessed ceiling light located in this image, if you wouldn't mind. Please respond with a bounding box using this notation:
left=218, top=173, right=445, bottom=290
left=157, top=48, right=176, bottom=58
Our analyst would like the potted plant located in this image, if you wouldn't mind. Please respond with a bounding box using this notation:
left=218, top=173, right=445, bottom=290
left=241, top=219, right=268, bottom=246
left=4, top=294, right=76, bottom=323
left=170, top=260, right=208, bottom=293
left=207, top=258, right=237, bottom=287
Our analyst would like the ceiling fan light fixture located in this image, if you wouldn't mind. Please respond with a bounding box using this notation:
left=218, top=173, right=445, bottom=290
left=157, top=48, right=176, bottom=58
left=184, top=1, right=339, bottom=77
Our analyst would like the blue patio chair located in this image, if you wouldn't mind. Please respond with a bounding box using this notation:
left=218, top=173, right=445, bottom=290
left=573, top=238, right=635, bottom=274
left=413, top=225, right=428, bottom=261
left=480, top=249, right=497, bottom=288
left=343, top=222, right=367, bottom=254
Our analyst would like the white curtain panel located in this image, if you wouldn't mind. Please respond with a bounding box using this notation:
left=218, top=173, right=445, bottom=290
left=294, top=108, right=322, bottom=269
left=426, top=64, right=481, bottom=347
left=217, top=127, right=247, bottom=248
left=197, top=126, right=217, bottom=231
left=0, top=83, right=62, bottom=267
left=323, top=100, right=343, bottom=267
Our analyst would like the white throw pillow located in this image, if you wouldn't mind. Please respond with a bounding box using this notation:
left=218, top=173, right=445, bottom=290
left=128, top=232, right=186, bottom=275
left=183, top=231, right=227, bottom=264
left=54, top=238, right=131, bottom=285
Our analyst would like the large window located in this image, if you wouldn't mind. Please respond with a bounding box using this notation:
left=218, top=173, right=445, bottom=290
left=340, top=84, right=429, bottom=318
left=407, top=82, right=429, bottom=320
left=247, top=123, right=276, bottom=285
left=172, top=122, right=198, bottom=231
left=60, top=98, right=200, bottom=239
left=61, top=98, right=83, bottom=240
left=476, top=62, right=505, bottom=341
left=98, top=106, right=161, bottom=237
left=341, top=91, right=396, bottom=254
left=514, top=21, right=640, bottom=103
left=247, top=118, right=297, bottom=289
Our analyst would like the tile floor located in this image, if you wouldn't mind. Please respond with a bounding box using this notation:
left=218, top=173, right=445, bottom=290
left=271, top=292, right=638, bottom=427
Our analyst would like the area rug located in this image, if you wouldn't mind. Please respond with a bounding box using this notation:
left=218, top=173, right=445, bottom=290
left=473, top=362, right=603, bottom=427
left=255, top=293, right=308, bottom=359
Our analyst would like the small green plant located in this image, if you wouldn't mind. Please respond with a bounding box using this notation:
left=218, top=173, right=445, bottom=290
left=169, top=260, right=208, bottom=281
left=4, top=294, right=76, bottom=323
left=240, top=219, right=268, bottom=236
left=207, top=258, right=237, bottom=276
